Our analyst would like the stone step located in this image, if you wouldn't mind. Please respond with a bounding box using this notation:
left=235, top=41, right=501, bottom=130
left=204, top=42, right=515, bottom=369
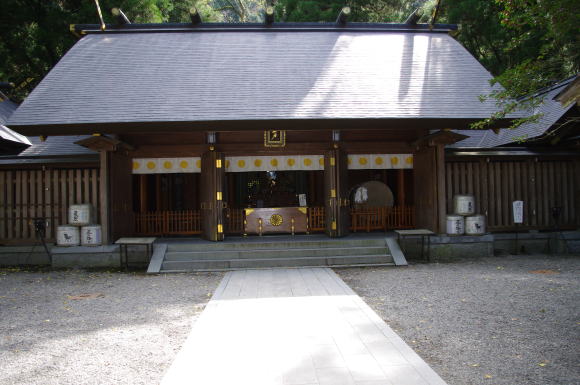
left=165, top=237, right=385, bottom=252
left=164, top=246, right=388, bottom=261
left=160, top=254, right=394, bottom=272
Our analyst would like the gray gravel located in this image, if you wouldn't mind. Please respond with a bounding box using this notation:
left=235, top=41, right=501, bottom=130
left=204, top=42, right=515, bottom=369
left=0, top=269, right=223, bottom=385
left=337, top=255, right=580, bottom=385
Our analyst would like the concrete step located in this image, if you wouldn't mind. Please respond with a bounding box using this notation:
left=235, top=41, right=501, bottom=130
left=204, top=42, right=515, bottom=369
left=160, top=254, right=394, bottom=272
left=165, top=238, right=385, bottom=252
left=164, top=246, right=389, bottom=261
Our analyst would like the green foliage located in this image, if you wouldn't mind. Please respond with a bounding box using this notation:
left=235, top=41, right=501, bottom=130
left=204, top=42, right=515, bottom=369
left=273, top=0, right=417, bottom=22
left=213, top=0, right=265, bottom=22
left=441, top=0, right=579, bottom=130
left=274, top=0, right=343, bottom=22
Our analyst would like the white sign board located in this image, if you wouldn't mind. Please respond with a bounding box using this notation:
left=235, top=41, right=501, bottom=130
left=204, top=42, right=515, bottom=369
left=513, top=201, right=524, bottom=224
left=299, top=194, right=307, bottom=207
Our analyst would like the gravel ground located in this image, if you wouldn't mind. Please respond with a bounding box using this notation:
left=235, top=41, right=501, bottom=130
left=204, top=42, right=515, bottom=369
left=0, top=269, right=223, bottom=385
left=337, top=254, right=580, bottom=385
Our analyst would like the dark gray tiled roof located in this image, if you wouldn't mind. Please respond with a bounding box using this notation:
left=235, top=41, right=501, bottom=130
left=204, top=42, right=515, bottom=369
left=17, top=135, right=96, bottom=157
left=451, top=78, right=576, bottom=148
left=0, top=98, right=31, bottom=147
left=9, top=31, right=508, bottom=131
left=0, top=98, right=18, bottom=126
left=0, top=135, right=96, bottom=165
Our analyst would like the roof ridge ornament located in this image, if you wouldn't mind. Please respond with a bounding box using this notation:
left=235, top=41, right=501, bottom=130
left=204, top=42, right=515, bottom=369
left=112, top=8, right=131, bottom=25
left=265, top=6, right=275, bottom=26
left=190, top=7, right=202, bottom=25
left=405, top=8, right=423, bottom=25
left=336, top=7, right=351, bottom=26
left=93, top=0, right=106, bottom=31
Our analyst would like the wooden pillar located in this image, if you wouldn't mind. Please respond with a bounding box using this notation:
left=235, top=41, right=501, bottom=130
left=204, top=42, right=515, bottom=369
left=75, top=135, right=135, bottom=243
left=99, top=151, right=109, bottom=244
left=413, top=145, right=446, bottom=233
left=309, top=171, right=316, bottom=207
left=324, top=148, right=350, bottom=237
left=574, top=159, right=580, bottom=227
left=412, top=130, right=466, bottom=234
left=139, top=175, right=148, bottom=212
left=397, top=169, right=406, bottom=206
left=108, top=150, right=134, bottom=241
left=435, top=144, right=447, bottom=234
left=155, top=174, right=162, bottom=210
left=200, top=151, right=225, bottom=241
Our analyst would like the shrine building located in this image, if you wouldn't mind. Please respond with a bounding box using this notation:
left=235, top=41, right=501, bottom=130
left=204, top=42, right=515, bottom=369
left=6, top=20, right=515, bottom=244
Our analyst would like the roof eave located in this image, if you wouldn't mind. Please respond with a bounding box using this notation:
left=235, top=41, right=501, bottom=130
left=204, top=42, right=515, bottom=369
left=9, top=117, right=515, bottom=136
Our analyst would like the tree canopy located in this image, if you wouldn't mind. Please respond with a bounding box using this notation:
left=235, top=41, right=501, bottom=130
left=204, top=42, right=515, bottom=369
left=1, top=0, right=578, bottom=113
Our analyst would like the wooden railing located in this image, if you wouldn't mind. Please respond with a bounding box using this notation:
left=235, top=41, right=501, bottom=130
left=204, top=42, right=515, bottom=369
left=134, top=206, right=415, bottom=236
left=225, top=208, right=245, bottom=234
left=307, top=205, right=415, bottom=233
left=135, top=210, right=201, bottom=235
left=307, top=207, right=326, bottom=232
left=351, top=206, right=415, bottom=232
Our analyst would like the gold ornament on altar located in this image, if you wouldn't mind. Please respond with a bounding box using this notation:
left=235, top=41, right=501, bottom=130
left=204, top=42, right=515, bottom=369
left=269, top=214, right=283, bottom=226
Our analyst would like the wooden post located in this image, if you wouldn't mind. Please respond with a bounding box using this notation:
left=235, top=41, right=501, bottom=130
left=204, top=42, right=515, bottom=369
left=155, top=174, right=162, bottom=210
left=397, top=169, right=406, bottom=207
left=99, top=151, right=109, bottom=244
left=435, top=144, right=447, bottom=234
left=574, top=159, right=580, bottom=227
left=139, top=174, right=148, bottom=213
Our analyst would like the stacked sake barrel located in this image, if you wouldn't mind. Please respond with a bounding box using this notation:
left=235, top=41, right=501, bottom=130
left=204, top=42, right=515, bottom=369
left=446, top=195, right=486, bottom=236
left=56, top=204, right=102, bottom=246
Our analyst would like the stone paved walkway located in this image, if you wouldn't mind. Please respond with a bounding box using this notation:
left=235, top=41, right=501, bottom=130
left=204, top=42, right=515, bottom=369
left=161, top=268, right=448, bottom=385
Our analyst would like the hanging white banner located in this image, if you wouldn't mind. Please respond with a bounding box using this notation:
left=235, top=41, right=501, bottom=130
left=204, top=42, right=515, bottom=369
left=132, top=154, right=413, bottom=174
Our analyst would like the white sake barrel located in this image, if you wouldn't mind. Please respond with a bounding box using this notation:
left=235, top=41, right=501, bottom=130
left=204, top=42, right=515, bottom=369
left=465, top=215, right=486, bottom=235
left=56, top=226, right=80, bottom=246
left=453, top=194, right=476, bottom=216
left=68, top=204, right=93, bottom=226
left=81, top=225, right=102, bottom=246
left=446, top=215, right=465, bottom=235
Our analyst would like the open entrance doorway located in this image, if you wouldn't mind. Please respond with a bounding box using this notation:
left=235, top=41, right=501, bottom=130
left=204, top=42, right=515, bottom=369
left=132, top=159, right=415, bottom=237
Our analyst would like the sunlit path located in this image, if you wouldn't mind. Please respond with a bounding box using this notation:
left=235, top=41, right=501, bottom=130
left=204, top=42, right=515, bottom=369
left=161, top=268, right=448, bottom=385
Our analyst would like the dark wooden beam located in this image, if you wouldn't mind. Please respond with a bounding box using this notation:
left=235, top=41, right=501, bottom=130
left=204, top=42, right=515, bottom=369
left=11, top=118, right=511, bottom=136
left=129, top=141, right=414, bottom=158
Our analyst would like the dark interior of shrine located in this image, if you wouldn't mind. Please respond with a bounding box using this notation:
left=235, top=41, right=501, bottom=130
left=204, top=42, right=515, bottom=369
left=132, top=169, right=413, bottom=212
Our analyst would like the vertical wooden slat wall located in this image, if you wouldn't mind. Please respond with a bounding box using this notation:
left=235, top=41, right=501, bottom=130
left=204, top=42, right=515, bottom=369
left=0, top=167, right=100, bottom=244
left=446, top=159, right=578, bottom=231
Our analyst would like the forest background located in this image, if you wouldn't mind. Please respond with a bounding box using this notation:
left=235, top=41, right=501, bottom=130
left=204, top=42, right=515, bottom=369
left=0, top=0, right=578, bottom=123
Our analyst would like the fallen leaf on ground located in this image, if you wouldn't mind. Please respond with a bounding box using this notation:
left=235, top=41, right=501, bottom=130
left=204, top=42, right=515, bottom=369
left=484, top=374, right=493, bottom=379
left=67, top=293, right=104, bottom=300
left=529, top=269, right=559, bottom=275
